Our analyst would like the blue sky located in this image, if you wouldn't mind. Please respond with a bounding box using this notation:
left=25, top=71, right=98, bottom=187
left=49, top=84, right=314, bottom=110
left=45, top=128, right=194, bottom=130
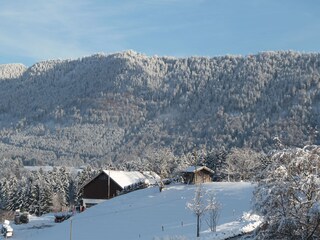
left=0, top=0, right=320, bottom=66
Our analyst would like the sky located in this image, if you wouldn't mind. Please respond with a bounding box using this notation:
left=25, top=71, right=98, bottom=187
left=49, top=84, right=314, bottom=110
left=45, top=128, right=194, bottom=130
left=0, top=0, right=320, bottom=66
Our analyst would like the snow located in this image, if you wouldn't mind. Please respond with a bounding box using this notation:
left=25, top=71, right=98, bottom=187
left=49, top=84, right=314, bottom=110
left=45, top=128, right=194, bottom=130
left=4, top=214, right=55, bottom=240
left=102, top=170, right=146, bottom=189
left=184, top=166, right=214, bottom=173
left=9, top=182, right=259, bottom=240
left=23, top=166, right=82, bottom=174
left=142, top=171, right=162, bottom=185
left=0, top=63, right=26, bottom=80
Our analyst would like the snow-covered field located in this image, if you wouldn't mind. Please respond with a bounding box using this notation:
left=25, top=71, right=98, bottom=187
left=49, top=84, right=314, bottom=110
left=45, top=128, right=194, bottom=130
left=9, top=182, right=260, bottom=240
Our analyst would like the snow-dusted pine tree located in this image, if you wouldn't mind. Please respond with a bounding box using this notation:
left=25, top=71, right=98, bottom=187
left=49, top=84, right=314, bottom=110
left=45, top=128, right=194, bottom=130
left=74, top=166, right=96, bottom=204
left=20, top=170, right=53, bottom=216
left=6, top=177, right=28, bottom=211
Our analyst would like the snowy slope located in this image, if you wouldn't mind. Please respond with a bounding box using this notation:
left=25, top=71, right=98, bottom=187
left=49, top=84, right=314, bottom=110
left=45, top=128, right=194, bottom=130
left=11, top=182, right=259, bottom=240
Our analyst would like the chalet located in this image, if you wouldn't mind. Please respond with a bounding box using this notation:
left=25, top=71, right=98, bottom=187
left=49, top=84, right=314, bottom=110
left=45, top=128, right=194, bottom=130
left=81, top=170, right=159, bottom=208
left=181, top=166, right=214, bottom=184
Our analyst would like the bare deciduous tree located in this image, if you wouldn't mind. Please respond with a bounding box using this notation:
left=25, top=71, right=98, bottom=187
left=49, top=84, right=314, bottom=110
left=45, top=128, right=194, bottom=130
left=205, top=192, right=220, bottom=232
left=225, top=148, right=265, bottom=181
left=187, top=184, right=207, bottom=238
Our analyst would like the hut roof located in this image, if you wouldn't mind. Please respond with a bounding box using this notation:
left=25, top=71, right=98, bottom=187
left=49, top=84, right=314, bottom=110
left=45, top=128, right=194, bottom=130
left=102, top=170, right=146, bottom=189
left=184, top=166, right=214, bottom=174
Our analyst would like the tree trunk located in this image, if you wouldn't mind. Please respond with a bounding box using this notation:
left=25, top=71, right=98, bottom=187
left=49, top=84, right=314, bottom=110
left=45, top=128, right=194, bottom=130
left=197, top=214, right=200, bottom=237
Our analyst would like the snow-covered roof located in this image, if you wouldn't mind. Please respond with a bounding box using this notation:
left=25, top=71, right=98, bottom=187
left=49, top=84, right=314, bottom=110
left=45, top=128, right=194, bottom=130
left=184, top=166, right=214, bottom=174
left=103, top=170, right=146, bottom=189
left=142, top=171, right=161, bottom=185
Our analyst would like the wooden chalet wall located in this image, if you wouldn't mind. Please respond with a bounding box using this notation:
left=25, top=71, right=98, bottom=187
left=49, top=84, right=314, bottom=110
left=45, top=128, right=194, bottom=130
left=83, top=172, right=122, bottom=200
left=182, top=168, right=213, bottom=184
left=194, top=169, right=212, bottom=184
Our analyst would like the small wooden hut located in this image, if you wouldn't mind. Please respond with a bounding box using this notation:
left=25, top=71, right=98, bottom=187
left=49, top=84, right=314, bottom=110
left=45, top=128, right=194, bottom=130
left=181, top=166, right=214, bottom=184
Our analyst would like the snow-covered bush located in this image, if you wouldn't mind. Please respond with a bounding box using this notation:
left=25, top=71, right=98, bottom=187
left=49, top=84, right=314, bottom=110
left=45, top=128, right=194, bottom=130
left=254, top=145, right=320, bottom=239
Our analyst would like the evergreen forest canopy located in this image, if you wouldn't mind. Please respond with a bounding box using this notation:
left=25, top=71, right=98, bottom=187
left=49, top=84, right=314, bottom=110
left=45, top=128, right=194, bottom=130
left=0, top=50, right=319, bottom=167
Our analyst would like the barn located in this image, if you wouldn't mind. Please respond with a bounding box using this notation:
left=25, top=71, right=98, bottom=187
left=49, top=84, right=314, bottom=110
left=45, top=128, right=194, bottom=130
left=81, top=170, right=147, bottom=208
left=181, top=166, right=214, bottom=184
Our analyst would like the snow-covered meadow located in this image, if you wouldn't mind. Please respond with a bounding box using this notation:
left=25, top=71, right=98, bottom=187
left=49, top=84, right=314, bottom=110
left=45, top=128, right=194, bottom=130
left=8, top=182, right=260, bottom=240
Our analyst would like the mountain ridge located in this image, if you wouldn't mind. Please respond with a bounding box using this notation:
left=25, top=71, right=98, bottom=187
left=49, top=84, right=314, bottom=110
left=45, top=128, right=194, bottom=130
left=0, top=51, right=319, bottom=166
left=0, top=63, right=27, bottom=80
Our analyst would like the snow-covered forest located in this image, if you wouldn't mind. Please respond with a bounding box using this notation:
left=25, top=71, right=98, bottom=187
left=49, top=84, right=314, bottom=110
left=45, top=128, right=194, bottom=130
left=0, top=50, right=319, bottom=167
left=0, top=165, right=96, bottom=216
left=0, top=146, right=262, bottom=216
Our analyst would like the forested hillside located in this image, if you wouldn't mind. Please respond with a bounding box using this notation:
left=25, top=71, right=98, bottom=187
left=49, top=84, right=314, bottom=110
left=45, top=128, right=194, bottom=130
left=0, top=50, right=319, bottom=167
